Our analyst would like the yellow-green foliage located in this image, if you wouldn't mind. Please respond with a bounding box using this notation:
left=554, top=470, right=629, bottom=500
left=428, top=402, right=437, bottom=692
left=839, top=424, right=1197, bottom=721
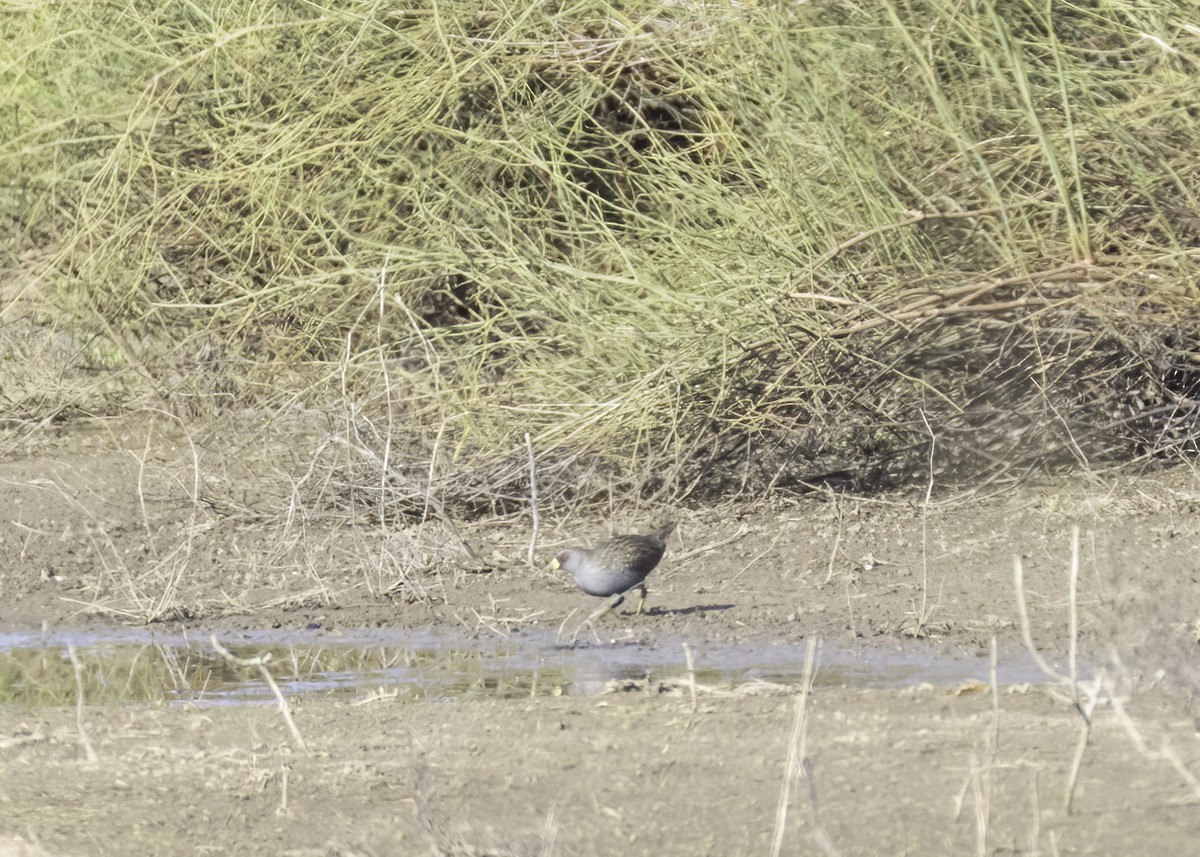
left=4, top=1, right=1200, bottom=508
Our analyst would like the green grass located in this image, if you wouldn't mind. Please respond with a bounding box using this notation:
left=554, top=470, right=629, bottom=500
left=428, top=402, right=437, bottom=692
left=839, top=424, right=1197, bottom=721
left=3, top=0, right=1200, bottom=515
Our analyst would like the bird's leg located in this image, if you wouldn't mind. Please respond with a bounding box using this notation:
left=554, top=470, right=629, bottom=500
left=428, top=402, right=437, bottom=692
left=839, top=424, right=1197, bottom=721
left=570, top=593, right=625, bottom=645
left=633, top=583, right=648, bottom=615
left=591, top=592, right=625, bottom=623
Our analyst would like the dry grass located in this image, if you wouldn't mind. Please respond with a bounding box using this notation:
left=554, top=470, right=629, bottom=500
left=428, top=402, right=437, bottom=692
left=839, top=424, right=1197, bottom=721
left=2, top=1, right=1200, bottom=523
left=1014, top=526, right=1200, bottom=813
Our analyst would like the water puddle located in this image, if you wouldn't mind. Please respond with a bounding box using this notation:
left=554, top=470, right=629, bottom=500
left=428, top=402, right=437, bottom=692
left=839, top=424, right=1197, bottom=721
left=0, top=627, right=1058, bottom=708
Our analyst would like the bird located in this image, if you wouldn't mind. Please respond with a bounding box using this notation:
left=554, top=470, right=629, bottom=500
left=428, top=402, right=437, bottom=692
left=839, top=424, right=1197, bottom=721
left=552, top=522, right=676, bottom=643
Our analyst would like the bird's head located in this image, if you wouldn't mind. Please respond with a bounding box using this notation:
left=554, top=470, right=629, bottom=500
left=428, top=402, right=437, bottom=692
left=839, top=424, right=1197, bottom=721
left=551, top=548, right=581, bottom=573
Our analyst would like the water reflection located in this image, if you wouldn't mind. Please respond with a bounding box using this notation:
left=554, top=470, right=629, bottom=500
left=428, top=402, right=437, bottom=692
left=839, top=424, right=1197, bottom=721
left=0, top=627, right=1056, bottom=708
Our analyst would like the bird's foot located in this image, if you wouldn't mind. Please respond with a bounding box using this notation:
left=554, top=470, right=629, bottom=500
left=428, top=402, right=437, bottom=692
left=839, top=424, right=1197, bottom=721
left=570, top=593, right=625, bottom=646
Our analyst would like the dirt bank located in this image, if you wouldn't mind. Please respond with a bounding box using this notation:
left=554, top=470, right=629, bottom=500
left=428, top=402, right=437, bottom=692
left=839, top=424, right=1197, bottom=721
left=2, top=415, right=1199, bottom=854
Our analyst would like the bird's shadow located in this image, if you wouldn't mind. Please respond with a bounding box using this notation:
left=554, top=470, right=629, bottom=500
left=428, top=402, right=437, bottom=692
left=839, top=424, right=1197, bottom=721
left=637, top=603, right=733, bottom=618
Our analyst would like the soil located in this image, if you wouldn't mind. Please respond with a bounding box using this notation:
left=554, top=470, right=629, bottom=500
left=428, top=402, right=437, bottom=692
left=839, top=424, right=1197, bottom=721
left=2, top=414, right=1200, bottom=856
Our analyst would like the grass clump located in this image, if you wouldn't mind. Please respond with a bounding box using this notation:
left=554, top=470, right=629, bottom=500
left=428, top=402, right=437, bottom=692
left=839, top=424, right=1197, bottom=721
left=3, top=1, right=1200, bottom=518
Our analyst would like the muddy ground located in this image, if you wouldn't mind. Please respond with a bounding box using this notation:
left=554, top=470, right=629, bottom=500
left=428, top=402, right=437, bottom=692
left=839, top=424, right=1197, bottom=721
left=2, top=414, right=1200, bottom=855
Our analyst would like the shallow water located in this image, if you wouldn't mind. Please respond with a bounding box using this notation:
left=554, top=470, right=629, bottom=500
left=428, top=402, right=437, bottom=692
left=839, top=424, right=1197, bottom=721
left=0, top=625, right=1060, bottom=707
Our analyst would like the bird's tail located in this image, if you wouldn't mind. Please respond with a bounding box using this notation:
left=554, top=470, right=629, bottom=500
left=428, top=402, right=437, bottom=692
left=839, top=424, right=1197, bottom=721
left=653, top=521, right=677, bottom=542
